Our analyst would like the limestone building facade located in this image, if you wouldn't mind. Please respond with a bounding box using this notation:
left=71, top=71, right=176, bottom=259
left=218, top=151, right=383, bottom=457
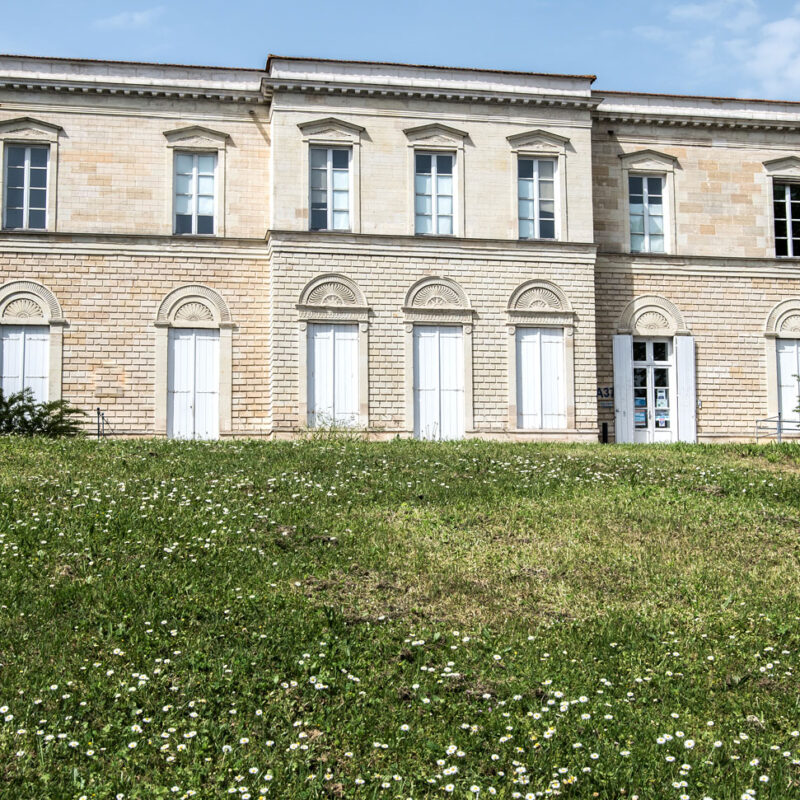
left=1, top=53, right=799, bottom=442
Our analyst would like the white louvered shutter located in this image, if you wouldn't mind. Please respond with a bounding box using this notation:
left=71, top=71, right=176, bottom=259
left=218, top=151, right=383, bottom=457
left=516, top=328, right=542, bottom=429
left=541, top=328, right=566, bottom=428
left=168, top=329, right=195, bottom=440
left=332, top=324, right=358, bottom=426
left=0, top=325, right=49, bottom=403
left=675, top=335, right=697, bottom=443
left=613, top=334, right=634, bottom=443
left=777, top=339, right=800, bottom=423
left=414, top=326, right=440, bottom=440
left=193, top=330, right=219, bottom=440
left=438, top=326, right=464, bottom=440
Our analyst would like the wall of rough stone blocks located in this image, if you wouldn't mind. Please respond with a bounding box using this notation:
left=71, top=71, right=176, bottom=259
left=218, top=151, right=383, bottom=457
left=0, top=246, right=271, bottom=435
left=269, top=233, right=598, bottom=439
left=595, top=259, right=800, bottom=440
left=0, top=94, right=270, bottom=239
left=591, top=124, right=800, bottom=258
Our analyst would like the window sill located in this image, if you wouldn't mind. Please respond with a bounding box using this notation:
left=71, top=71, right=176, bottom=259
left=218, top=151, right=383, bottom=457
left=172, top=233, right=219, bottom=239
left=1, top=227, right=49, bottom=233
left=519, top=236, right=559, bottom=243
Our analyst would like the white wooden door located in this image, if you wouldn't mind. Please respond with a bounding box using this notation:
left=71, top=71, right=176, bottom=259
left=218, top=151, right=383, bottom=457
left=516, top=327, right=565, bottom=429
left=307, top=323, right=358, bottom=427
left=414, top=325, right=464, bottom=440
left=777, top=339, right=800, bottom=423
left=0, top=325, right=49, bottom=403
left=167, top=328, right=219, bottom=440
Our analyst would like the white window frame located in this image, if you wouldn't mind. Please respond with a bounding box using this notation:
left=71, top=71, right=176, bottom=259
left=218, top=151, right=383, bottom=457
left=172, top=150, right=218, bottom=236
left=403, top=124, right=467, bottom=237
left=3, top=145, right=49, bottom=231
left=414, top=150, right=456, bottom=237
left=619, top=150, right=678, bottom=255
left=628, top=173, right=665, bottom=254
left=772, top=181, right=800, bottom=258
left=0, top=118, right=61, bottom=233
left=297, top=118, right=364, bottom=235
left=308, top=147, right=352, bottom=232
left=163, top=126, right=229, bottom=238
left=517, top=156, right=559, bottom=241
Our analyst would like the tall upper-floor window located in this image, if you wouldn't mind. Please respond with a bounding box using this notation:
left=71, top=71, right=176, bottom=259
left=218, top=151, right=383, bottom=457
left=3, top=145, right=48, bottom=230
left=415, top=152, right=454, bottom=235
left=773, top=183, right=800, bottom=257
left=310, top=147, right=350, bottom=231
left=518, top=157, right=556, bottom=240
left=174, top=151, right=216, bottom=235
left=629, top=175, right=664, bottom=253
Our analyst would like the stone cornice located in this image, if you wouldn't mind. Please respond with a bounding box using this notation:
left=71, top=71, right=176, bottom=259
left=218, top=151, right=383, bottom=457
left=264, top=79, right=599, bottom=111
left=0, top=78, right=264, bottom=104
left=594, top=109, right=800, bottom=132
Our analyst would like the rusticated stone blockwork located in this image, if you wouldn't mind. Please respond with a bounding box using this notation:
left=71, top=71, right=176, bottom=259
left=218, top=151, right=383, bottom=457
left=268, top=232, right=598, bottom=439
left=0, top=244, right=270, bottom=436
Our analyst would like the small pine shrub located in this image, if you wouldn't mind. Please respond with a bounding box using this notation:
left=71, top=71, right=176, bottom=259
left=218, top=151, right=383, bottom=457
left=0, top=388, right=85, bottom=437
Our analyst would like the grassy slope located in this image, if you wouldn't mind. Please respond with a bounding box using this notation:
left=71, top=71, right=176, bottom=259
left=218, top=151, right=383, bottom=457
left=0, top=439, right=799, bottom=799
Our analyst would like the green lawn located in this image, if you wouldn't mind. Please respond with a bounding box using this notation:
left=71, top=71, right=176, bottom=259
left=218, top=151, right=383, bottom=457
left=1, top=439, right=800, bottom=800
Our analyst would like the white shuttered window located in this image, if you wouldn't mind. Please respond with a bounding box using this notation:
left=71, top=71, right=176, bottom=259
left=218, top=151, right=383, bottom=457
left=777, top=339, right=800, bottom=423
left=307, top=323, right=359, bottom=427
left=516, top=327, right=566, bottom=429
left=167, top=328, right=219, bottom=440
left=0, top=325, right=49, bottom=403
left=413, top=325, right=464, bottom=440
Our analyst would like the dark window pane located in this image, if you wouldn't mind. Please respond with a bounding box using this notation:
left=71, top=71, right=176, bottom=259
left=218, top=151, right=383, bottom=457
left=654, top=368, right=668, bottom=387
left=415, top=154, right=431, bottom=174
left=436, top=155, right=453, bottom=175
left=6, top=188, right=24, bottom=207
left=653, top=342, right=667, bottom=361
left=633, top=342, right=647, bottom=361
left=196, top=216, right=214, bottom=235
left=775, top=220, right=787, bottom=238
left=27, top=209, right=46, bottom=229
left=628, top=176, right=643, bottom=194
left=6, top=166, right=24, bottom=188
left=518, top=159, right=533, bottom=179
left=792, top=201, right=800, bottom=220
left=29, top=148, right=47, bottom=168
left=792, top=220, right=800, bottom=238
left=634, top=368, right=647, bottom=387
left=790, top=185, right=800, bottom=201
left=28, top=189, right=46, bottom=209
left=28, top=169, right=47, bottom=189
left=331, top=149, right=349, bottom=169
left=310, top=210, right=328, bottom=230
left=539, top=220, right=555, bottom=239
left=776, top=238, right=788, bottom=256
left=6, top=147, right=25, bottom=167
left=774, top=201, right=787, bottom=220
left=175, top=214, right=193, bottom=234
left=4, top=208, right=23, bottom=228
left=647, top=177, right=662, bottom=195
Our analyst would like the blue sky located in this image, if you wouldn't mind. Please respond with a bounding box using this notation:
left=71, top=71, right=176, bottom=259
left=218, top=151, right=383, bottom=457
left=3, top=0, right=800, bottom=99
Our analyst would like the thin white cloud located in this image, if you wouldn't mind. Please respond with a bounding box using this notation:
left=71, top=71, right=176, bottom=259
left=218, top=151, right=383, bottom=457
left=635, top=1, right=800, bottom=98
left=94, top=7, right=164, bottom=31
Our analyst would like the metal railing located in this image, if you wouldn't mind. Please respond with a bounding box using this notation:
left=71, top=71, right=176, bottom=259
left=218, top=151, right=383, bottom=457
left=754, top=413, right=800, bottom=443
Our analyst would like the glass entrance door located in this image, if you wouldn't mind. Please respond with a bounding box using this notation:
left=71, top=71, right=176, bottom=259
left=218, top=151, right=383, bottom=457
left=633, top=338, right=674, bottom=443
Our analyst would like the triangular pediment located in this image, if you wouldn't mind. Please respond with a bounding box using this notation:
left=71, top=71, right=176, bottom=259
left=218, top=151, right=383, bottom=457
left=163, top=125, right=230, bottom=148
left=619, top=148, right=678, bottom=171
left=297, top=117, right=365, bottom=142
left=403, top=123, right=469, bottom=145
left=506, top=129, right=570, bottom=153
left=763, top=156, right=800, bottom=178
left=0, top=116, right=62, bottom=142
